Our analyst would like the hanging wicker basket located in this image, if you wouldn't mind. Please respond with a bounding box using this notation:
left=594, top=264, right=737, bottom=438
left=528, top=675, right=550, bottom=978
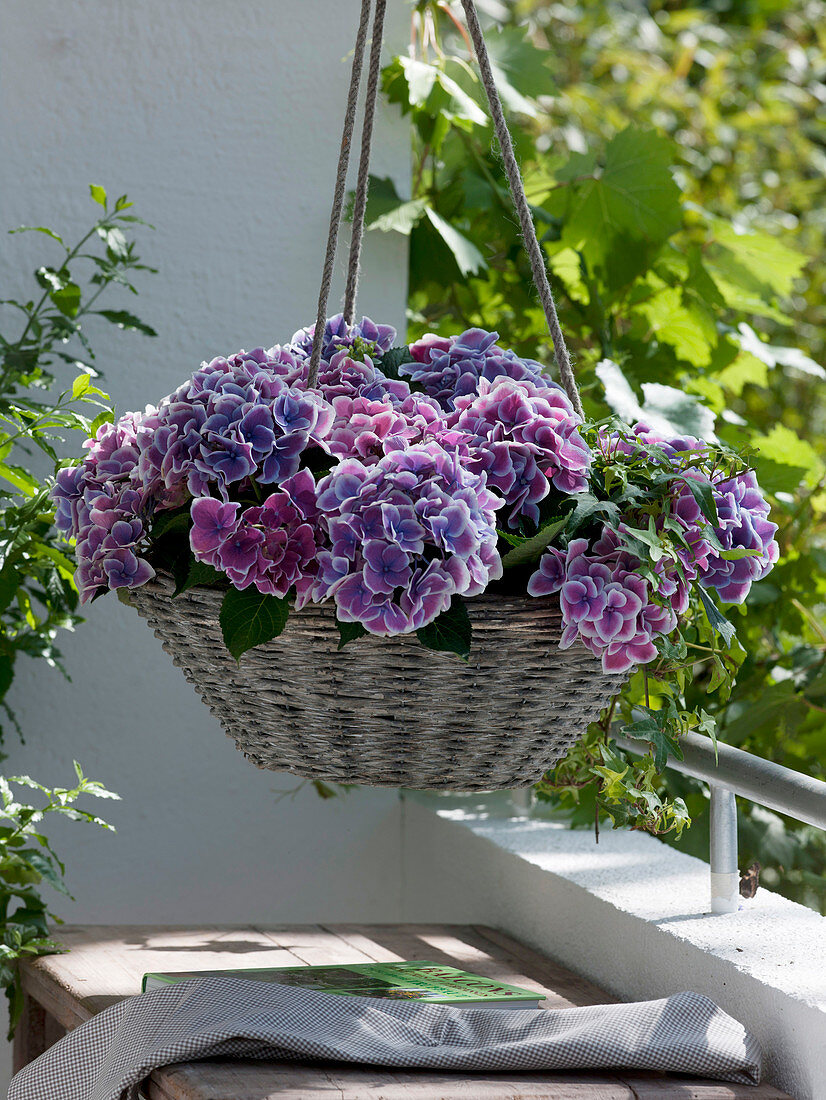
left=110, top=0, right=631, bottom=792
left=126, top=572, right=626, bottom=790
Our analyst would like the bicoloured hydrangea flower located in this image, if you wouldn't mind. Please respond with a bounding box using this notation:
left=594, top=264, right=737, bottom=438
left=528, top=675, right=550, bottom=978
left=52, top=414, right=155, bottom=602
left=404, top=328, right=557, bottom=410
left=297, top=348, right=411, bottom=404
left=191, top=469, right=321, bottom=598
left=695, top=469, right=779, bottom=603
left=528, top=537, right=677, bottom=674
left=326, top=393, right=450, bottom=466
left=52, top=319, right=777, bottom=660
left=657, top=463, right=778, bottom=605
left=448, top=378, right=590, bottom=526
left=309, top=443, right=503, bottom=635
left=610, top=422, right=779, bottom=604
left=54, top=349, right=338, bottom=602
left=290, top=313, right=397, bottom=364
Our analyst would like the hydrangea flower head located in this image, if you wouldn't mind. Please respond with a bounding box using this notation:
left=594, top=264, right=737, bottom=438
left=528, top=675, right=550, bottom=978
left=528, top=536, right=674, bottom=674
left=404, top=327, right=558, bottom=410
left=449, top=378, right=590, bottom=526
left=290, top=313, right=396, bottom=364
left=311, top=442, right=503, bottom=635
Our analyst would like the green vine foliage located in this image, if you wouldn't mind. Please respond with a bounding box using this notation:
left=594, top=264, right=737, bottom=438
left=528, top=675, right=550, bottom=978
left=0, top=766, right=118, bottom=1036
left=0, top=185, right=156, bottom=740
left=0, top=186, right=155, bottom=1026
left=376, top=2, right=826, bottom=909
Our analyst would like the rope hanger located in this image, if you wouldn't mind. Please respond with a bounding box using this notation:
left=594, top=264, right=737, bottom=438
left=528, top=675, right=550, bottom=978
left=307, top=0, right=584, bottom=419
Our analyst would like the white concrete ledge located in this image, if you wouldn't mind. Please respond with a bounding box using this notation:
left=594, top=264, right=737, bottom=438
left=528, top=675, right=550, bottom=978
left=401, top=793, right=826, bottom=1100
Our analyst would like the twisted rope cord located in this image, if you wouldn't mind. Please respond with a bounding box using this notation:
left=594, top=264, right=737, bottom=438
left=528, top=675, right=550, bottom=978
left=343, top=0, right=387, bottom=324
left=459, top=0, right=583, bottom=416
left=307, top=0, right=373, bottom=389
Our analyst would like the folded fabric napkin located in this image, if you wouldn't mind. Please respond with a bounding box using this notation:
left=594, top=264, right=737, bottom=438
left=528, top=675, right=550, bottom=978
left=8, top=977, right=762, bottom=1100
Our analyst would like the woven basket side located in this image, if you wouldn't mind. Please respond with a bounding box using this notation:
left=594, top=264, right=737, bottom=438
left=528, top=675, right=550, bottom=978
left=127, top=574, right=626, bottom=790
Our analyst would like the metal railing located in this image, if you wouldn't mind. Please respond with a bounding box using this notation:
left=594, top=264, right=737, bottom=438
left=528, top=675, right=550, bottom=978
left=614, top=730, right=826, bottom=913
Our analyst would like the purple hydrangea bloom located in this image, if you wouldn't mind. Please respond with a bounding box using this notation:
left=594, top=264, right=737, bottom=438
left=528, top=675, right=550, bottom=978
left=101, top=548, right=154, bottom=590
left=326, top=396, right=425, bottom=466
left=698, top=470, right=779, bottom=603
left=448, top=378, right=591, bottom=526
left=191, top=471, right=321, bottom=598
left=52, top=317, right=778, bottom=650
left=290, top=313, right=397, bottom=363
left=190, top=498, right=240, bottom=561
left=616, top=423, right=779, bottom=604
left=404, top=328, right=559, bottom=410
left=302, top=348, right=411, bottom=405
left=529, top=537, right=674, bottom=674
left=311, top=442, right=503, bottom=635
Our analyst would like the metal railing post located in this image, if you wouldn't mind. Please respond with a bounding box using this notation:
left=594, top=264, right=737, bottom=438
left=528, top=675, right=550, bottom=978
left=709, top=784, right=739, bottom=914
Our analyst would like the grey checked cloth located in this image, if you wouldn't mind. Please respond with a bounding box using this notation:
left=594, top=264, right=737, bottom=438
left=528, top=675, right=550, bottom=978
left=8, top=978, right=762, bottom=1100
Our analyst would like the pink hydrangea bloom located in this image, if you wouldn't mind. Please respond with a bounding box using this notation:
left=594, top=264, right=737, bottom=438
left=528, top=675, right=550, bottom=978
left=529, top=537, right=676, bottom=674
left=311, top=443, right=503, bottom=636
left=448, top=378, right=590, bottom=526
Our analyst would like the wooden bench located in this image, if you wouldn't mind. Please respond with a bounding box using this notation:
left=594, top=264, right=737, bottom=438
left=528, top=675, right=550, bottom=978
left=15, top=924, right=791, bottom=1099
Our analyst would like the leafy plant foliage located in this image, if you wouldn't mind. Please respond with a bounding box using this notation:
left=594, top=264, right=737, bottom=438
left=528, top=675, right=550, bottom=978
left=0, top=186, right=154, bottom=1024
left=0, top=185, right=156, bottom=739
left=0, top=764, right=118, bottom=1036
left=377, top=2, right=826, bottom=907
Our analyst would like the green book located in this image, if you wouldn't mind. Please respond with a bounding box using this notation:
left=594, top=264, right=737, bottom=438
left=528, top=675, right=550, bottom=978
left=141, top=960, right=545, bottom=1009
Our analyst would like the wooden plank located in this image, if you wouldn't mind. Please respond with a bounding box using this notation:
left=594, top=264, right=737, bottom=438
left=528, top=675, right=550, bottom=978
left=12, top=993, right=45, bottom=1074
left=619, top=1082, right=791, bottom=1100
left=25, top=925, right=305, bottom=1022
left=254, top=924, right=384, bottom=966
left=147, top=1062, right=791, bottom=1100
left=19, top=966, right=91, bottom=1031
left=146, top=1061, right=637, bottom=1099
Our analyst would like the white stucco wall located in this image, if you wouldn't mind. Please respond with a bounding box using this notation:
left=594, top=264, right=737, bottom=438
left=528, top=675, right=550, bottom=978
left=0, top=0, right=410, bottom=1087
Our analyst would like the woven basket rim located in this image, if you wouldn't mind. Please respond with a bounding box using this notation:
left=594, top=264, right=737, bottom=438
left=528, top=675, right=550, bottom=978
left=138, top=568, right=563, bottom=618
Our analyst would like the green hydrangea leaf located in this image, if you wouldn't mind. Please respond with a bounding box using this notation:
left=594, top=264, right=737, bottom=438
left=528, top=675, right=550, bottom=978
left=219, top=588, right=290, bottom=661
left=417, top=597, right=472, bottom=660
left=335, top=618, right=368, bottom=650
left=378, top=346, right=416, bottom=379
left=173, top=557, right=225, bottom=597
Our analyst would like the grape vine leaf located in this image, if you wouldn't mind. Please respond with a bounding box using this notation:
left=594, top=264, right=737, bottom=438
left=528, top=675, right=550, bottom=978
left=560, top=128, right=682, bottom=264
left=596, top=359, right=716, bottom=440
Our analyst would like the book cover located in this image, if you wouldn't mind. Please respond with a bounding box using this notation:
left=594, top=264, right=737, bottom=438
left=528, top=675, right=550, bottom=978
left=141, top=960, right=545, bottom=1009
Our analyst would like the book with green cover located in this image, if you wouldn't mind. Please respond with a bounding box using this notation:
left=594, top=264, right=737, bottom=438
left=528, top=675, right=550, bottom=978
left=141, top=960, right=545, bottom=1009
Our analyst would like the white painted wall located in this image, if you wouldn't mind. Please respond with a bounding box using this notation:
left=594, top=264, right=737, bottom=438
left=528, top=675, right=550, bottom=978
left=0, top=0, right=409, bottom=1087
